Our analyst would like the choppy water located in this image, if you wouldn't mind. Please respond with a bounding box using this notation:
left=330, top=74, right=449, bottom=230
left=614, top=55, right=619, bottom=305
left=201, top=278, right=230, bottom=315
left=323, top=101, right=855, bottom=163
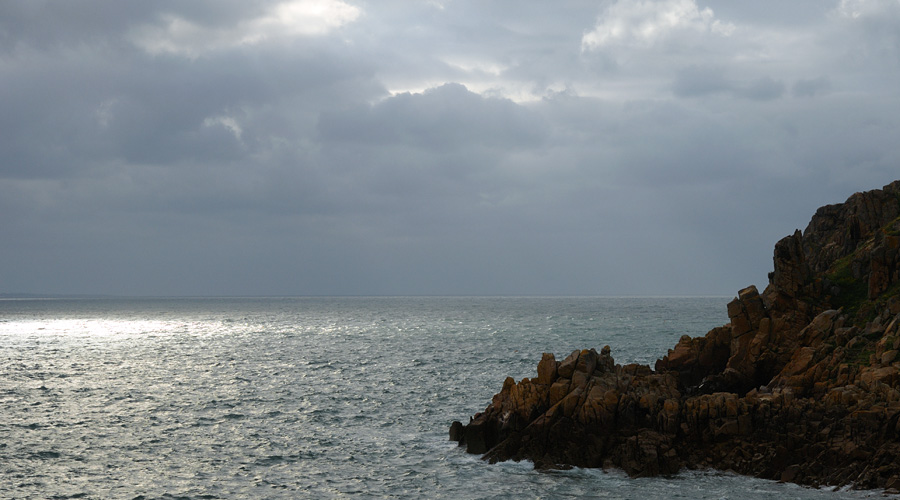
left=0, top=296, right=888, bottom=499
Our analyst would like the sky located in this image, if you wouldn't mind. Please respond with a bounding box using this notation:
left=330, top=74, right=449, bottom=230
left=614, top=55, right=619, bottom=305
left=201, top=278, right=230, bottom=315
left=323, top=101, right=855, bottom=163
left=1, top=0, right=899, bottom=297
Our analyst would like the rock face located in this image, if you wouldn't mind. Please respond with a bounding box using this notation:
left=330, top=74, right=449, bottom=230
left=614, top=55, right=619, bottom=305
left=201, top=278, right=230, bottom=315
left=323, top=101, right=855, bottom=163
left=451, top=180, right=900, bottom=492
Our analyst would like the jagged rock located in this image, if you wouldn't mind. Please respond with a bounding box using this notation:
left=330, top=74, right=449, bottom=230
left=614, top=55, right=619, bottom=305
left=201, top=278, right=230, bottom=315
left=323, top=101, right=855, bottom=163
left=536, top=352, right=558, bottom=385
left=770, top=232, right=808, bottom=299
left=450, top=180, right=900, bottom=493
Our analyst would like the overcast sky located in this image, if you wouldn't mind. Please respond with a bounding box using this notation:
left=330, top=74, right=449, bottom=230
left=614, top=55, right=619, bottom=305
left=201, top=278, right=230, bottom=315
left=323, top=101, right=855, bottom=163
left=1, top=0, right=899, bottom=297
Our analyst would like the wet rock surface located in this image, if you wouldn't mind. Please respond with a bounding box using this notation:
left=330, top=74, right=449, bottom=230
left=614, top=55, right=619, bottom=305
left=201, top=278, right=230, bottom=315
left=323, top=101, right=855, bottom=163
left=451, top=180, right=900, bottom=493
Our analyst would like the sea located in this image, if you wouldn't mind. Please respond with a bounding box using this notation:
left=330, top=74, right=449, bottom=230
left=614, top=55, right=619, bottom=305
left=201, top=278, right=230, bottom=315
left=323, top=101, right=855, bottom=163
left=0, top=296, right=890, bottom=499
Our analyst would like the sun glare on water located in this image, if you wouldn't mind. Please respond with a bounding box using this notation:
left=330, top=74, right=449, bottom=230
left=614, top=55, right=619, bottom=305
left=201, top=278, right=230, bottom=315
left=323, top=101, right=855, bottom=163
left=0, top=318, right=196, bottom=340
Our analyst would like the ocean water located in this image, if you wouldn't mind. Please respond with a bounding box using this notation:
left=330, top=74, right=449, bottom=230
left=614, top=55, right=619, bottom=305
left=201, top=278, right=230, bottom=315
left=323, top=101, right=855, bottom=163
left=0, top=296, right=888, bottom=499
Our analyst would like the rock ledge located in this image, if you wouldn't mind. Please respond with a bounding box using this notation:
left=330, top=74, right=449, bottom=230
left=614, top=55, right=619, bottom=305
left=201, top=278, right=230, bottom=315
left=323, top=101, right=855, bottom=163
left=451, top=180, right=900, bottom=492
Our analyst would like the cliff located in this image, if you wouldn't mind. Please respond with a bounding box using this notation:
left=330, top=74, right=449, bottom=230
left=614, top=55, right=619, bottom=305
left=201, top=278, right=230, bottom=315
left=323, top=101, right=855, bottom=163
left=450, top=180, right=900, bottom=492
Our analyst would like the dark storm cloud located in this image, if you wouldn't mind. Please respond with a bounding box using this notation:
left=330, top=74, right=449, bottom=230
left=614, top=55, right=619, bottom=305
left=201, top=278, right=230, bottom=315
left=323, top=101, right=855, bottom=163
left=1, top=0, right=900, bottom=296
left=1, top=6, right=382, bottom=178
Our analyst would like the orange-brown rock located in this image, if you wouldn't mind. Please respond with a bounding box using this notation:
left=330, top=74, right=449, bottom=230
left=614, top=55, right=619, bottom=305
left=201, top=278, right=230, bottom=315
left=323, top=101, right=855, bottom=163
left=451, top=180, right=900, bottom=492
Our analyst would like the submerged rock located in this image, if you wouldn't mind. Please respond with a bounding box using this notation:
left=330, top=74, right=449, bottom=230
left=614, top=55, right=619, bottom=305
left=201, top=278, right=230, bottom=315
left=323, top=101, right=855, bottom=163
left=451, top=180, right=900, bottom=492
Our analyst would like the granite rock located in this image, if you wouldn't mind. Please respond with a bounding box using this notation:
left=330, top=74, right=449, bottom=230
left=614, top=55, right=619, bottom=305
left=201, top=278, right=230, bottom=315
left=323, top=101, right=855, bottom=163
left=451, top=180, right=900, bottom=492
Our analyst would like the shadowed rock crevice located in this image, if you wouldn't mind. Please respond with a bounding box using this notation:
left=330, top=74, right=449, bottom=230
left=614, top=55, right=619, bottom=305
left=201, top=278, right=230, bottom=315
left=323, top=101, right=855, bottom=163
left=451, top=180, right=900, bottom=493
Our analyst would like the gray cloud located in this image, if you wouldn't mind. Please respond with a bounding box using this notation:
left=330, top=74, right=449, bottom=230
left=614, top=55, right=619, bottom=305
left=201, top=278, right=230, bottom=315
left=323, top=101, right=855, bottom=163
left=671, top=66, right=732, bottom=97
left=318, top=83, right=544, bottom=148
left=738, top=77, right=786, bottom=101
left=1, top=0, right=899, bottom=296
left=792, top=76, right=832, bottom=97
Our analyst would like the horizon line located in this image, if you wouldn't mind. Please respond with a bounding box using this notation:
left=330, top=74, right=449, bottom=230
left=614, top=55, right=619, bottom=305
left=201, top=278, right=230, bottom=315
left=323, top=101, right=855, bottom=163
left=0, top=292, right=735, bottom=300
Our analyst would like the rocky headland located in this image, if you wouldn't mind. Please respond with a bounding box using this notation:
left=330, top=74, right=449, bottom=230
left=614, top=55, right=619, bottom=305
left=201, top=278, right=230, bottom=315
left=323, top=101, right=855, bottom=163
left=450, top=180, right=900, bottom=492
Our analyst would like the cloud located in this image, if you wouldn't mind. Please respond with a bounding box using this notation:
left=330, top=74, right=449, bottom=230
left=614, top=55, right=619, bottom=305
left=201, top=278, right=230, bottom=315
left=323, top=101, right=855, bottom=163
left=318, top=83, right=544, bottom=150
left=1, top=1, right=900, bottom=296
left=671, top=65, right=732, bottom=97
left=312, top=83, right=549, bottom=231
left=792, top=76, right=832, bottom=97
left=0, top=24, right=384, bottom=178
left=129, top=0, right=360, bottom=57
left=738, top=76, right=786, bottom=101
left=832, top=0, right=900, bottom=71
left=581, top=0, right=734, bottom=51
left=836, top=0, right=900, bottom=19
left=671, top=67, right=785, bottom=100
